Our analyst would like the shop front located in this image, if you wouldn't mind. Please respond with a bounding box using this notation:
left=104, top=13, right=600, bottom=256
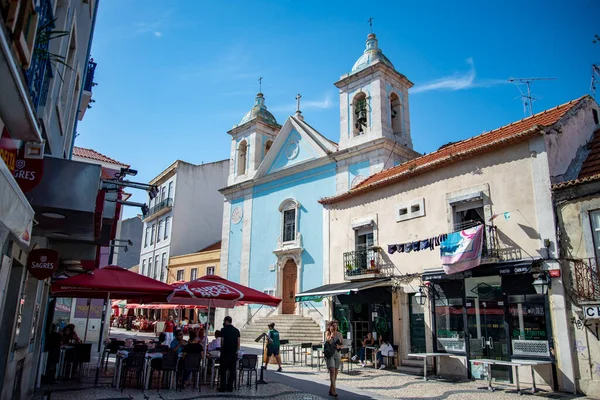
left=422, top=261, right=555, bottom=386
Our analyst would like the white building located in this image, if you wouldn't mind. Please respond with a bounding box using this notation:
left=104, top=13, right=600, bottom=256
left=138, top=160, right=229, bottom=282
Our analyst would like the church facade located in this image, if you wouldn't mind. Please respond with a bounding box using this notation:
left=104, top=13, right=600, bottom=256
left=219, top=33, right=420, bottom=328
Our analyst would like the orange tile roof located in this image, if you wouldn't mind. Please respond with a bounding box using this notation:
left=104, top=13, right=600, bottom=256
left=552, top=172, right=600, bottom=190
left=578, top=128, right=600, bottom=179
left=320, top=96, right=588, bottom=205
left=198, top=241, right=221, bottom=253
left=72, top=146, right=129, bottom=167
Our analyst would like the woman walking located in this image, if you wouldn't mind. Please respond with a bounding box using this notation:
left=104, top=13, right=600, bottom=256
left=325, top=320, right=343, bottom=397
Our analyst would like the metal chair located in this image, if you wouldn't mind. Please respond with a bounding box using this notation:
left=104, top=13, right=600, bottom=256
left=102, top=340, right=124, bottom=370
left=177, top=353, right=202, bottom=392
left=120, top=353, right=146, bottom=391
left=310, top=344, right=323, bottom=369
left=279, top=340, right=294, bottom=364
left=69, top=343, right=92, bottom=379
left=299, top=343, right=312, bottom=366
left=238, top=354, right=258, bottom=389
left=150, top=353, right=178, bottom=391
left=340, top=348, right=353, bottom=374
left=381, top=345, right=398, bottom=368
left=133, top=344, right=148, bottom=353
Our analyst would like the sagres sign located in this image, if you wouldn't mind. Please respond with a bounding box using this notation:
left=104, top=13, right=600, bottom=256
left=27, top=249, right=59, bottom=280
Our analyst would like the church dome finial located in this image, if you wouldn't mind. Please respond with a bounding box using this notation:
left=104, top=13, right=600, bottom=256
left=351, top=32, right=395, bottom=73
left=237, top=92, right=279, bottom=127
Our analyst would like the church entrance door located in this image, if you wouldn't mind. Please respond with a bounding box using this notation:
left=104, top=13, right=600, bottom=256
left=282, top=259, right=297, bottom=314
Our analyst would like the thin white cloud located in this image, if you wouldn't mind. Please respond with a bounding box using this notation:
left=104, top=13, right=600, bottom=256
left=412, top=58, right=507, bottom=94
left=270, top=94, right=334, bottom=113
left=154, top=31, right=162, bottom=38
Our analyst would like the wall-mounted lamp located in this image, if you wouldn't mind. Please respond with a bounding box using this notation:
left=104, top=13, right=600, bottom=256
left=414, top=285, right=428, bottom=306
left=533, top=271, right=551, bottom=295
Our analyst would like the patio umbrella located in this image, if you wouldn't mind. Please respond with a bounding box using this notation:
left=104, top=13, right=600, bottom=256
left=50, top=265, right=174, bottom=384
left=167, top=275, right=281, bottom=377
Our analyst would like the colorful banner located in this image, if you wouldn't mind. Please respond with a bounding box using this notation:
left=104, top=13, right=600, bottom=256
left=440, top=225, right=484, bottom=274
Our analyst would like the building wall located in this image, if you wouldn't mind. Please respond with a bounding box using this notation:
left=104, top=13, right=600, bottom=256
left=556, top=193, right=600, bottom=395
left=168, top=249, right=221, bottom=284
left=170, top=160, right=229, bottom=257
left=113, top=215, right=143, bottom=269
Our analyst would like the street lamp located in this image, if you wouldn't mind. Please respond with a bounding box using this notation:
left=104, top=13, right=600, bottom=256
left=532, top=272, right=551, bottom=295
left=414, top=286, right=427, bottom=306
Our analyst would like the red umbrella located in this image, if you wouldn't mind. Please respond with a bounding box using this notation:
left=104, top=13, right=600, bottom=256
left=168, top=274, right=281, bottom=308
left=50, top=265, right=173, bottom=302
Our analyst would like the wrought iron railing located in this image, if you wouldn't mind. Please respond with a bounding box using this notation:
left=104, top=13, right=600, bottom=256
left=452, top=220, right=499, bottom=259
left=83, top=59, right=97, bottom=91
left=571, top=258, right=600, bottom=302
left=25, top=0, right=54, bottom=110
left=146, top=198, right=173, bottom=219
left=343, top=247, right=381, bottom=278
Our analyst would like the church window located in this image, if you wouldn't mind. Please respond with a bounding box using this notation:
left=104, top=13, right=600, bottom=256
left=390, top=92, right=402, bottom=135
left=237, top=140, right=248, bottom=176
left=265, top=140, right=273, bottom=157
left=353, top=92, right=368, bottom=136
left=279, top=199, right=300, bottom=243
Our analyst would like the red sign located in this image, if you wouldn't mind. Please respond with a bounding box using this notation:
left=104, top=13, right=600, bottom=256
left=27, top=249, right=59, bottom=280
left=0, top=127, right=44, bottom=193
left=13, top=154, right=44, bottom=192
left=0, top=127, right=17, bottom=172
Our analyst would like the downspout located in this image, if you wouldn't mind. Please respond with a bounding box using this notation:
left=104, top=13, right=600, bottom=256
left=68, top=0, right=100, bottom=158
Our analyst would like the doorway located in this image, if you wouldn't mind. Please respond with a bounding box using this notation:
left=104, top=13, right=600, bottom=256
left=465, top=276, right=510, bottom=381
left=282, top=259, right=297, bottom=314
left=409, top=293, right=426, bottom=353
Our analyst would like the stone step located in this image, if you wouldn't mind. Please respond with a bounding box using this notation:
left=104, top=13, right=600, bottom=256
left=395, top=365, right=425, bottom=375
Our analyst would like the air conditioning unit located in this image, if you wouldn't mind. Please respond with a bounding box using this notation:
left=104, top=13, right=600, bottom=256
left=269, top=264, right=275, bottom=272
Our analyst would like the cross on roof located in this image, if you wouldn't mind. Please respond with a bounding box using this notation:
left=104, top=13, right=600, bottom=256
left=258, top=76, right=263, bottom=93
left=296, top=94, right=302, bottom=114
left=368, top=17, right=374, bottom=32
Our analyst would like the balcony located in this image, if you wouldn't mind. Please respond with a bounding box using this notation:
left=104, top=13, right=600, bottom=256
left=343, top=247, right=383, bottom=280
left=143, top=198, right=173, bottom=221
left=453, top=221, right=499, bottom=262
left=571, top=258, right=600, bottom=303
left=78, top=59, right=97, bottom=120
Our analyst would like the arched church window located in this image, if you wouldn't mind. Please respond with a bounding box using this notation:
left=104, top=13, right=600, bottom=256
left=278, top=199, right=300, bottom=243
left=237, top=140, right=248, bottom=176
left=390, top=92, right=402, bottom=135
left=353, top=92, right=368, bottom=136
left=265, top=140, right=273, bottom=157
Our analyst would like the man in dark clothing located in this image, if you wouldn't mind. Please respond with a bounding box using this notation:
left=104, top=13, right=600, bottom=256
left=218, top=316, right=240, bottom=392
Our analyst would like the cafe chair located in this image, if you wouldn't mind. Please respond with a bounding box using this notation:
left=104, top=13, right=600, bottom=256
left=120, top=353, right=146, bottom=391
left=69, top=343, right=92, bottom=379
left=381, top=345, right=398, bottom=368
left=133, top=344, right=148, bottom=353
left=340, top=348, right=353, bottom=374
left=310, top=344, right=323, bottom=369
left=299, top=343, right=313, bottom=367
left=177, top=353, right=203, bottom=392
left=151, top=353, right=178, bottom=392
left=102, top=340, right=125, bottom=370
left=279, top=339, right=293, bottom=364
left=238, top=354, right=258, bottom=389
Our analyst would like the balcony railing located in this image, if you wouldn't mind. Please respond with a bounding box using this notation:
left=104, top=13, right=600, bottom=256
left=453, top=220, right=499, bottom=259
left=344, top=247, right=381, bottom=279
left=571, top=258, right=600, bottom=302
left=146, top=198, right=173, bottom=219
left=25, top=0, right=54, bottom=110
left=83, top=59, right=97, bottom=91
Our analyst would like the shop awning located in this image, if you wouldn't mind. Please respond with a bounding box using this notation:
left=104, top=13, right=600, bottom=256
left=422, top=261, right=535, bottom=282
left=0, top=157, right=34, bottom=244
left=295, top=278, right=391, bottom=302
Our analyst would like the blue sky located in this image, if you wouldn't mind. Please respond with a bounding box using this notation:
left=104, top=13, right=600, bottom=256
left=76, top=0, right=599, bottom=217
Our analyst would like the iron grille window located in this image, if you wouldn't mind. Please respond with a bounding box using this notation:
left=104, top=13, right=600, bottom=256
left=283, top=209, right=296, bottom=242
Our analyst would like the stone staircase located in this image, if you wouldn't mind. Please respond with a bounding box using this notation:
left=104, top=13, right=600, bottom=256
left=241, top=314, right=323, bottom=344
left=396, top=358, right=433, bottom=375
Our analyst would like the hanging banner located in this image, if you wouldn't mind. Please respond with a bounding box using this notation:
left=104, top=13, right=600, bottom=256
left=26, top=249, right=59, bottom=280
left=440, top=225, right=484, bottom=275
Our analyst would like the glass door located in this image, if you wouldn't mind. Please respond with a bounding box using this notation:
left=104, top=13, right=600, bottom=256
left=465, top=276, right=510, bottom=381
left=409, top=293, right=426, bottom=353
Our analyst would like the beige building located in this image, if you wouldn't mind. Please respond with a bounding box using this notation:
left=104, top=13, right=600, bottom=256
left=553, top=130, right=600, bottom=396
left=315, top=96, right=599, bottom=393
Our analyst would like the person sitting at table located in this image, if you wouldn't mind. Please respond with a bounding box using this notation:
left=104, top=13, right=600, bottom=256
left=170, top=329, right=187, bottom=354
left=207, top=330, right=221, bottom=358
left=376, top=335, right=394, bottom=370
left=61, top=324, right=81, bottom=345
left=197, top=326, right=209, bottom=349
left=352, top=332, right=375, bottom=367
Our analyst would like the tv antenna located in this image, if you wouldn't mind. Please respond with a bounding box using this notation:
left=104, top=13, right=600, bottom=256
left=508, top=77, right=557, bottom=116
left=591, top=65, right=600, bottom=99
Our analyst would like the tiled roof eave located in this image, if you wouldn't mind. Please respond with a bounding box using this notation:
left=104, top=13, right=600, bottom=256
left=552, top=173, right=600, bottom=190
left=319, top=126, right=544, bottom=205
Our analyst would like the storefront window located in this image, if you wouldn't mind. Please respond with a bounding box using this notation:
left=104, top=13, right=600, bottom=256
left=433, top=282, right=466, bottom=353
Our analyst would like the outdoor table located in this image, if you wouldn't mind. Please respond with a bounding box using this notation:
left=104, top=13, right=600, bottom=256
left=473, top=358, right=553, bottom=395
left=56, top=345, right=74, bottom=379
left=407, top=352, right=467, bottom=381
left=282, top=343, right=302, bottom=365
